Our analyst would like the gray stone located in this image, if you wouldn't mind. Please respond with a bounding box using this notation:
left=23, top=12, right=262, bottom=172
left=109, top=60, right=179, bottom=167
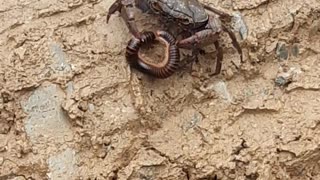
left=233, top=12, right=248, bottom=40
left=275, top=76, right=288, bottom=86
left=22, top=83, right=72, bottom=144
left=275, top=67, right=302, bottom=87
left=47, top=148, right=77, bottom=179
left=50, top=43, right=71, bottom=73
left=213, top=81, right=233, bottom=102
left=291, top=44, right=299, bottom=57
left=276, top=41, right=289, bottom=61
left=88, top=103, right=95, bottom=112
left=20, top=42, right=77, bottom=180
left=66, top=81, right=74, bottom=97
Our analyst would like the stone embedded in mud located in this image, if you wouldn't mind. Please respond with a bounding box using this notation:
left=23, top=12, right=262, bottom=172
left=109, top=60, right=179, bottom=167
left=275, top=67, right=302, bottom=87
left=275, top=76, right=289, bottom=86
left=291, top=43, right=299, bottom=57
left=50, top=43, right=71, bottom=73
left=22, top=83, right=73, bottom=144
left=96, top=148, right=107, bottom=159
left=22, top=84, right=77, bottom=179
left=66, top=81, right=74, bottom=97
left=47, top=148, right=77, bottom=179
left=276, top=41, right=289, bottom=61
left=232, top=12, right=248, bottom=40
left=88, top=103, right=95, bottom=112
left=184, top=111, right=203, bottom=131
left=212, top=81, right=233, bottom=102
left=266, top=40, right=278, bottom=53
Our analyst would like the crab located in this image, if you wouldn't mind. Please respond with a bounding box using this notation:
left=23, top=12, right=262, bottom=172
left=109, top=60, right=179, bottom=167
left=107, top=0, right=243, bottom=76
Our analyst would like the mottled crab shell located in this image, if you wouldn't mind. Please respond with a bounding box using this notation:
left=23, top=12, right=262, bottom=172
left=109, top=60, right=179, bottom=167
left=139, top=0, right=208, bottom=25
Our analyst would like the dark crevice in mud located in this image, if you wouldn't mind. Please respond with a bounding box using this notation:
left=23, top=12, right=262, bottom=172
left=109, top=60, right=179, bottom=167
left=111, top=169, right=119, bottom=180
left=245, top=172, right=259, bottom=180
left=232, top=138, right=249, bottom=155
left=234, top=108, right=280, bottom=119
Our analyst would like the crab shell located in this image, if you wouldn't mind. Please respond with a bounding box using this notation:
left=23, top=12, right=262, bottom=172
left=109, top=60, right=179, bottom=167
left=136, top=0, right=208, bottom=28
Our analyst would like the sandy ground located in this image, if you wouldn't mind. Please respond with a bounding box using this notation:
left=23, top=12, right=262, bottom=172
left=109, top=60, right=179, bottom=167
left=0, top=0, right=320, bottom=179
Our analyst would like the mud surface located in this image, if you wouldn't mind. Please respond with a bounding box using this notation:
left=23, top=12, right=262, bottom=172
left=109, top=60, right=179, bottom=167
left=1, top=0, right=320, bottom=179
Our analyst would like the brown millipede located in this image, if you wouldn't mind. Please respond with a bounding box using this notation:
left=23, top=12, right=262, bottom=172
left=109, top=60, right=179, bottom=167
left=125, top=30, right=180, bottom=79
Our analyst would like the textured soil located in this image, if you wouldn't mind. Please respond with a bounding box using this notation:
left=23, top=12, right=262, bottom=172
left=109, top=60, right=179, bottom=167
left=1, top=0, right=320, bottom=179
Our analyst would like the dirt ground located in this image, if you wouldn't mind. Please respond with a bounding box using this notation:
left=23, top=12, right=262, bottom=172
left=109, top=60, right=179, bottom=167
left=0, top=0, right=320, bottom=179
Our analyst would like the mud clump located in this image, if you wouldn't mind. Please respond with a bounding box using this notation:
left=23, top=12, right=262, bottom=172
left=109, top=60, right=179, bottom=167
left=1, top=0, right=320, bottom=179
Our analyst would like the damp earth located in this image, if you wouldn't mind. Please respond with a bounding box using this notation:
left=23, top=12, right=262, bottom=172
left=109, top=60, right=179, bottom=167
left=0, top=0, right=320, bottom=179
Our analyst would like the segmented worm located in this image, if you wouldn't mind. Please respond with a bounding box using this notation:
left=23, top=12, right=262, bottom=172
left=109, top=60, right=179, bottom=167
left=125, top=30, right=180, bottom=79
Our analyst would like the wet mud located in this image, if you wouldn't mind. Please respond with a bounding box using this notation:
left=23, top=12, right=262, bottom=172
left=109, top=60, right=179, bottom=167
left=0, top=0, right=320, bottom=179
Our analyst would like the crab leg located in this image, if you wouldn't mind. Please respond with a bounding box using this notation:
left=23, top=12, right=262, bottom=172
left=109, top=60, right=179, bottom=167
left=176, top=29, right=219, bottom=49
left=177, top=47, right=208, bottom=73
left=106, top=0, right=122, bottom=23
left=176, top=29, right=225, bottom=73
left=106, top=0, right=141, bottom=38
left=212, top=41, right=223, bottom=75
left=221, top=24, right=243, bottom=62
left=201, top=4, right=232, bottom=19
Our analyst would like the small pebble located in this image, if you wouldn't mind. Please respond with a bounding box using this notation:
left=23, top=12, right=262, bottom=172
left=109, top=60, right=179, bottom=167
left=265, top=40, right=278, bottom=53
left=88, top=103, right=95, bottom=112
left=225, top=68, right=234, bottom=80
left=96, top=149, right=107, bottom=159
left=102, top=136, right=111, bottom=146
left=275, top=67, right=301, bottom=86
left=64, top=134, right=74, bottom=142
left=213, top=81, right=232, bottom=102
left=275, top=76, right=289, bottom=86
left=78, top=101, right=88, bottom=112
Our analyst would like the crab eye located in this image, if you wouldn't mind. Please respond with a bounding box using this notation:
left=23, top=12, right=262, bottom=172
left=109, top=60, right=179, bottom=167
left=151, top=2, right=161, bottom=11
left=181, top=18, right=190, bottom=25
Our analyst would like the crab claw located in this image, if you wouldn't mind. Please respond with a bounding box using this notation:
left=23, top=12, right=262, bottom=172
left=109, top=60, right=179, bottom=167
left=106, top=0, right=122, bottom=23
